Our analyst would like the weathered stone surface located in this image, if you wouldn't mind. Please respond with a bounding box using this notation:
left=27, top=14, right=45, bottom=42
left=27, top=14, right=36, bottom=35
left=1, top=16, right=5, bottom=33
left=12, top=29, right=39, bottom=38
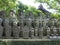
left=0, top=18, right=3, bottom=38
left=23, top=25, right=29, bottom=38
left=34, top=27, right=38, bottom=38
left=0, top=10, right=60, bottom=39
left=12, top=23, right=20, bottom=38
left=53, top=27, right=57, bottom=35
left=30, top=28, right=34, bottom=38
left=46, top=26, right=50, bottom=38
left=4, top=18, right=11, bottom=38
left=38, top=27, right=43, bottom=39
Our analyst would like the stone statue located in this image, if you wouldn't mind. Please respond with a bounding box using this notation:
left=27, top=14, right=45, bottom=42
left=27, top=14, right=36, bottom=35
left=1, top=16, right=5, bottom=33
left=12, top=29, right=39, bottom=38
left=0, top=10, right=6, bottom=19
left=53, top=26, right=57, bottom=36
left=9, top=10, right=19, bottom=38
left=46, top=26, right=50, bottom=38
left=4, top=18, right=11, bottom=38
left=23, top=24, right=29, bottom=38
left=8, top=10, right=19, bottom=38
left=13, top=22, right=20, bottom=38
left=0, top=18, right=3, bottom=38
left=9, top=10, right=18, bottom=25
left=30, top=28, right=34, bottom=38
left=38, top=27, right=43, bottom=39
left=0, top=10, right=6, bottom=27
left=34, top=27, right=38, bottom=38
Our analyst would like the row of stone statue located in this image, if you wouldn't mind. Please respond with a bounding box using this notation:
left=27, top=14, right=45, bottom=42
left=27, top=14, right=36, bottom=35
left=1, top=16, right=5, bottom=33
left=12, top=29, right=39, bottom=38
left=0, top=10, right=60, bottom=39
left=0, top=18, right=60, bottom=39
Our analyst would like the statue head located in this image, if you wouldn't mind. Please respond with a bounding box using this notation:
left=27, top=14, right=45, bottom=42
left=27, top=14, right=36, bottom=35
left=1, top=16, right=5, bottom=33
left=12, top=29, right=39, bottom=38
left=9, top=10, right=15, bottom=16
left=0, top=10, right=6, bottom=18
left=18, top=10, right=23, bottom=15
left=0, top=18, right=3, bottom=25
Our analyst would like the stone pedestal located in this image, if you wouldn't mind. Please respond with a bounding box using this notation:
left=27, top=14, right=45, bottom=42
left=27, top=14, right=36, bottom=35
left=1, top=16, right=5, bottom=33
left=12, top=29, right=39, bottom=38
left=19, top=27, right=23, bottom=37
left=39, top=27, right=43, bottom=39
left=53, top=27, right=57, bottom=36
left=13, top=23, right=20, bottom=38
left=34, top=27, right=38, bottom=38
left=23, top=25, right=29, bottom=38
left=5, top=25, right=11, bottom=38
left=46, top=26, right=50, bottom=38
left=30, top=28, right=34, bottom=38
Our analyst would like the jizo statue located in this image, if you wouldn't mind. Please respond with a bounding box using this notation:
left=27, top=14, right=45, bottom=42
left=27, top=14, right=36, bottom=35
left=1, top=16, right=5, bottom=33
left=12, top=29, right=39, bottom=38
left=0, top=18, right=3, bottom=38
left=9, top=10, right=18, bottom=24
left=9, top=10, right=19, bottom=38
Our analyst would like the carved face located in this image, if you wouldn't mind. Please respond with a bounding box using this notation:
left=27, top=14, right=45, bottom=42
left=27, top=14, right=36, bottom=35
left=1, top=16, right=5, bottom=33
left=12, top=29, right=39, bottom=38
left=0, top=18, right=2, bottom=24
left=0, top=10, right=6, bottom=18
left=10, top=12, right=14, bottom=16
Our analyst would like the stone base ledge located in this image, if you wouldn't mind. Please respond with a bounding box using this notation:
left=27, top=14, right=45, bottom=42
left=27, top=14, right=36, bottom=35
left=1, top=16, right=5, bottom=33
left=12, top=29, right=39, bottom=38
left=0, top=39, right=60, bottom=42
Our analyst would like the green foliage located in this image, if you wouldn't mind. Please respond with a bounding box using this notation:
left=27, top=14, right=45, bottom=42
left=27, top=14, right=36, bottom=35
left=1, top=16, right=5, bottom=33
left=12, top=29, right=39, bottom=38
left=17, top=2, right=44, bottom=17
left=0, top=0, right=17, bottom=17
left=17, top=1, right=28, bottom=12
left=35, top=0, right=60, bottom=18
left=0, top=0, right=16, bottom=10
left=0, top=0, right=60, bottom=18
